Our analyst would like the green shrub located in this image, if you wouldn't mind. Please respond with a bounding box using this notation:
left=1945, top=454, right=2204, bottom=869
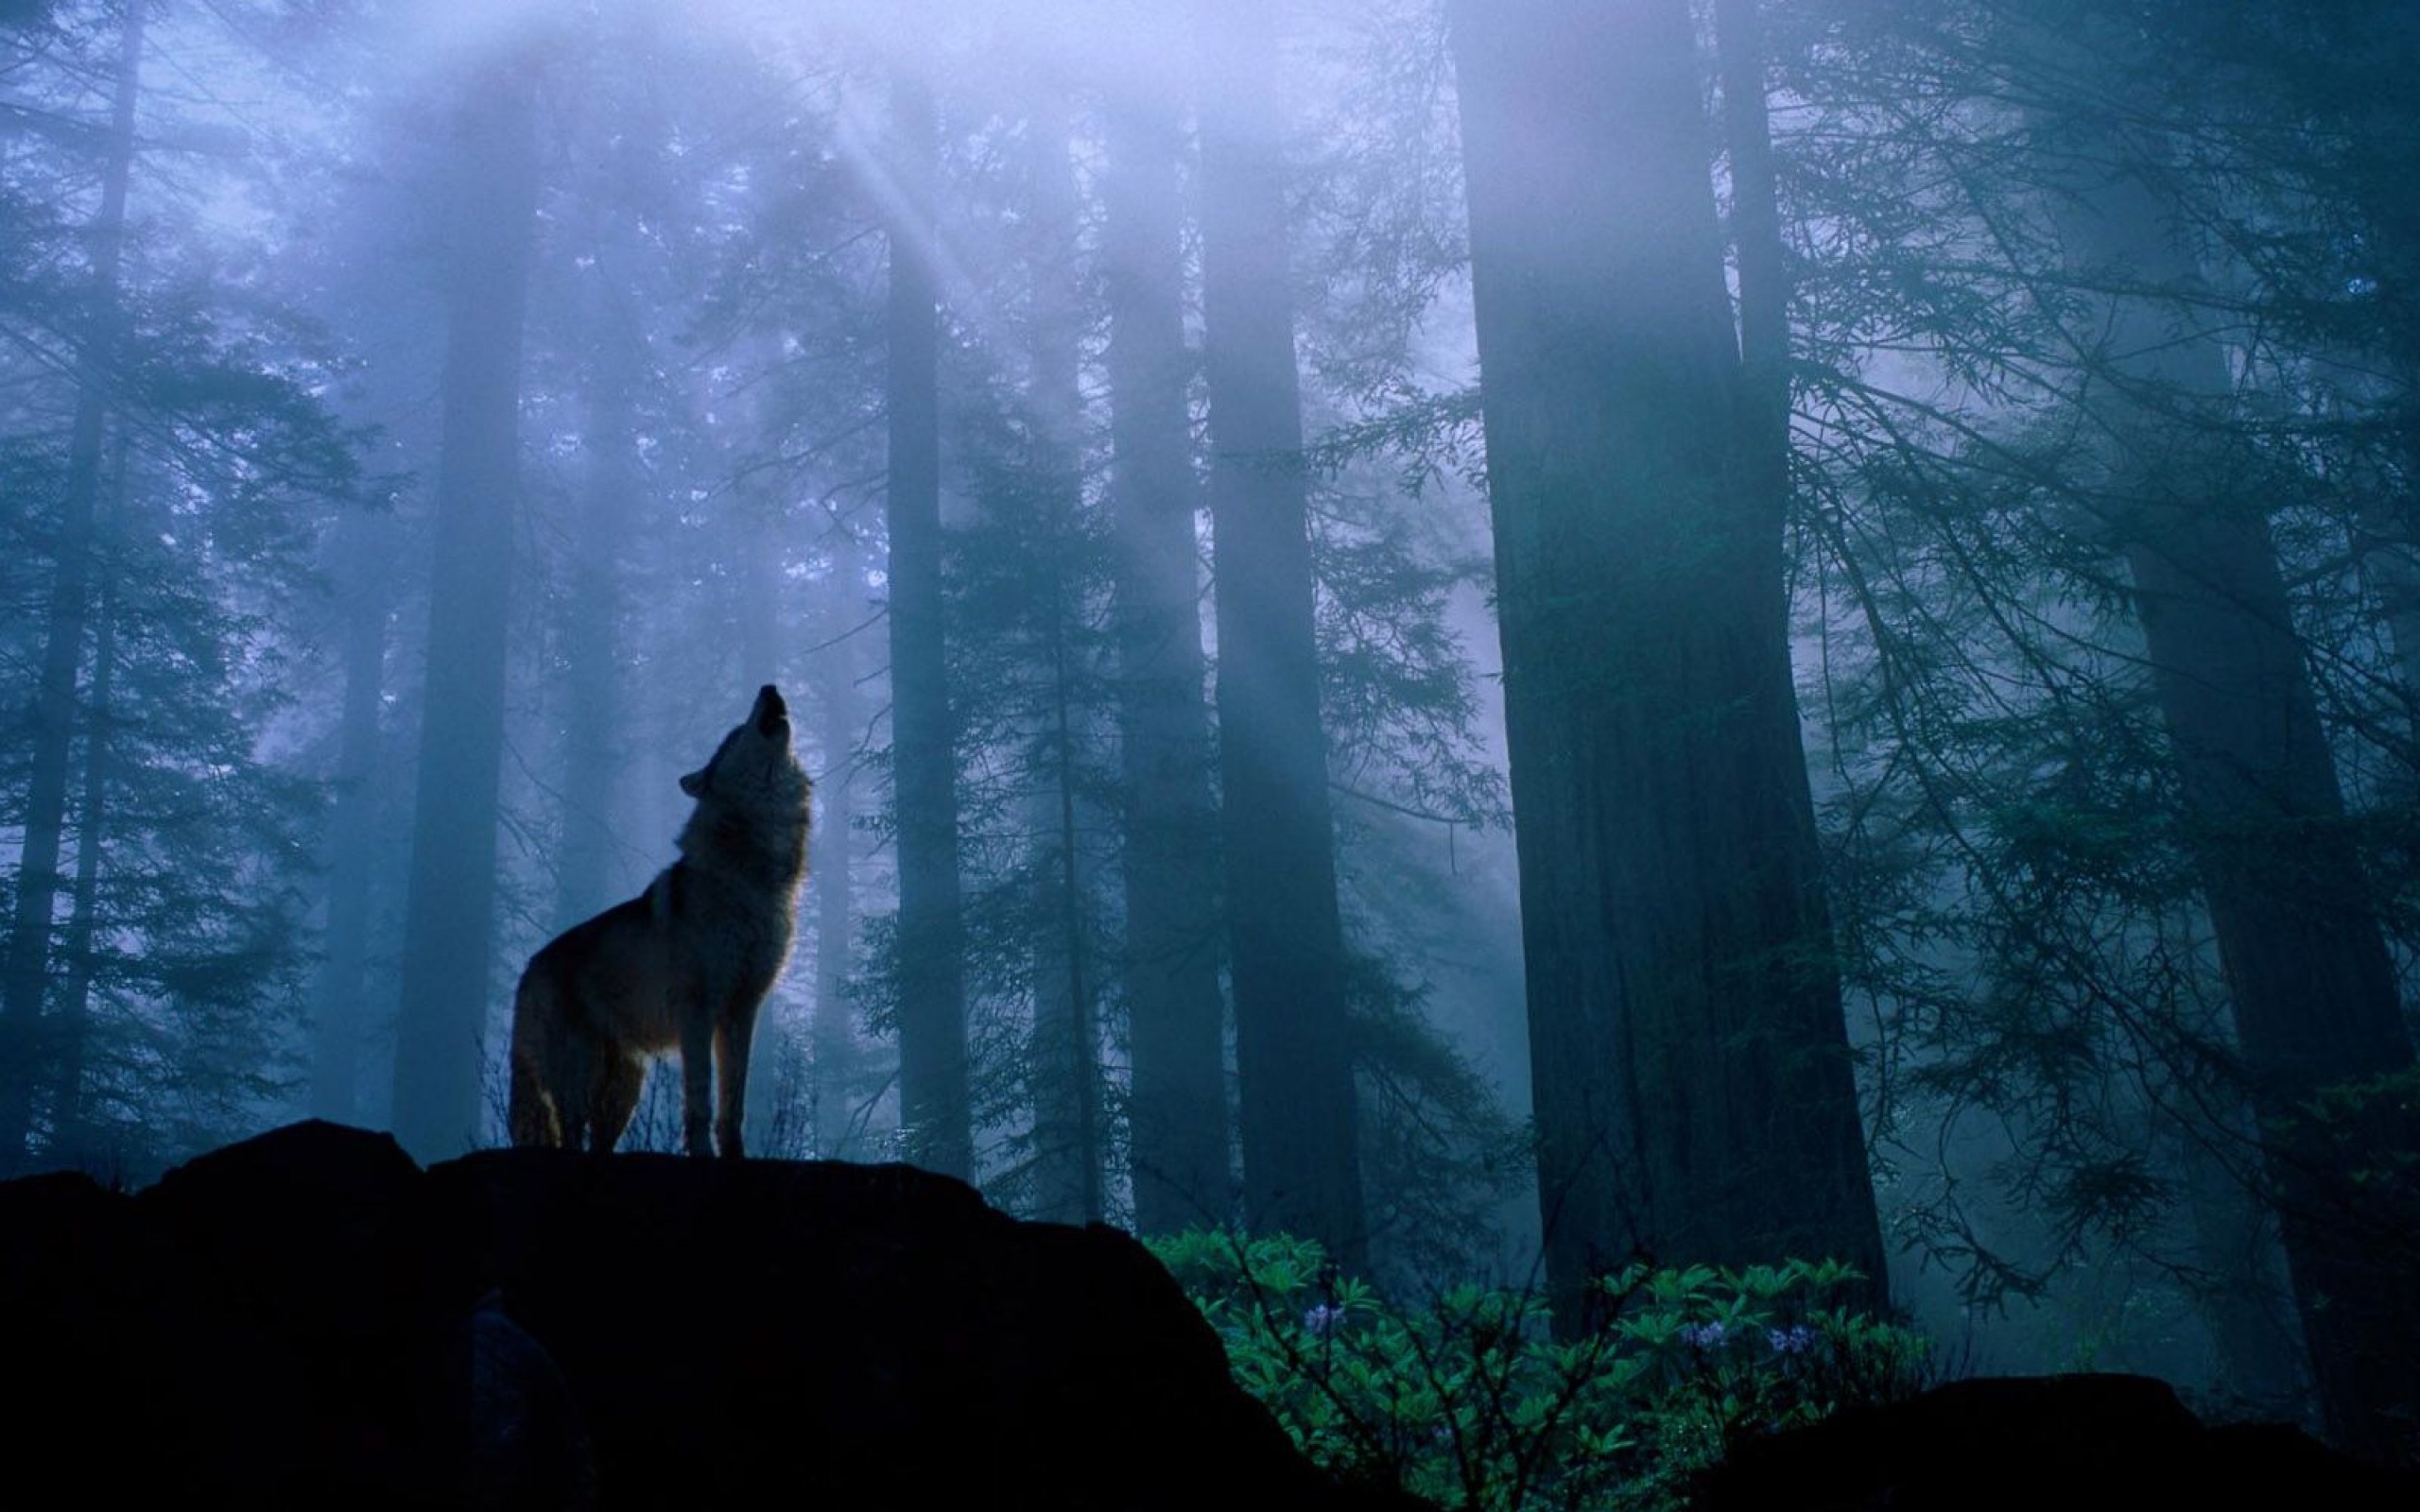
left=1150, top=1230, right=1931, bottom=1511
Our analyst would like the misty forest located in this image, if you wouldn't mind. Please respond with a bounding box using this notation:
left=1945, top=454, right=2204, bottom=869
left=4, top=0, right=2419, bottom=1499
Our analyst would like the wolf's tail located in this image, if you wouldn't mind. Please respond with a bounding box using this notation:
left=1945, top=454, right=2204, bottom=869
left=507, top=972, right=562, bottom=1148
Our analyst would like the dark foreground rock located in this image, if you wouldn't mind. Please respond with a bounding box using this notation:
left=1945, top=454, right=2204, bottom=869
left=0, top=1120, right=1385, bottom=1510
left=1696, top=1372, right=2417, bottom=1511
left=16, top=1125, right=2396, bottom=1512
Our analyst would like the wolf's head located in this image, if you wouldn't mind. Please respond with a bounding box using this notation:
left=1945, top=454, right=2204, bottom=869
left=680, top=684, right=811, bottom=817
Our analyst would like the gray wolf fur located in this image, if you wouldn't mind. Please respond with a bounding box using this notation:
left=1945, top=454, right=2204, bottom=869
left=509, top=684, right=811, bottom=1158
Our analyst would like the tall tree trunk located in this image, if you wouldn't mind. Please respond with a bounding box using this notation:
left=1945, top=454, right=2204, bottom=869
left=389, top=54, right=542, bottom=1160
left=1717, top=0, right=1790, bottom=507
left=309, top=513, right=393, bottom=1123
left=51, top=435, right=131, bottom=1161
left=0, top=0, right=143, bottom=1172
left=1716, top=0, right=1890, bottom=1287
left=885, top=73, right=973, bottom=1178
left=811, top=597, right=861, bottom=1159
left=1450, top=0, right=1887, bottom=1323
left=51, top=569, right=115, bottom=1164
left=1101, top=64, right=1233, bottom=1235
left=552, top=271, right=644, bottom=931
left=1029, top=607, right=1102, bottom=1223
left=1195, top=0, right=1366, bottom=1267
left=1025, top=90, right=1102, bottom=1225
left=735, top=332, right=787, bottom=690
left=736, top=436, right=793, bottom=1152
left=2050, top=143, right=2420, bottom=1460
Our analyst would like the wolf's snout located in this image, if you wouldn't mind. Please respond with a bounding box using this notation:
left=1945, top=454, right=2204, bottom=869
left=754, top=683, right=788, bottom=735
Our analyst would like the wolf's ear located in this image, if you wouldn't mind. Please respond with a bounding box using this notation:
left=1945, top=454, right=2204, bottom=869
left=680, top=770, right=704, bottom=798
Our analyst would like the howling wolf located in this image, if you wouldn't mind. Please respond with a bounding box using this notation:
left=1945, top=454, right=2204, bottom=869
left=509, top=684, right=812, bottom=1158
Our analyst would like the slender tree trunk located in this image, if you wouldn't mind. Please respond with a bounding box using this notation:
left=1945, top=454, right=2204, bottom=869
left=885, top=73, right=973, bottom=1178
left=735, top=332, right=786, bottom=688
left=389, top=54, right=542, bottom=1160
left=1450, top=0, right=1887, bottom=1323
left=51, top=435, right=131, bottom=1161
left=1029, top=604, right=1103, bottom=1223
left=1024, top=92, right=1103, bottom=1225
left=1195, top=0, right=1366, bottom=1267
left=552, top=272, right=644, bottom=931
left=1716, top=0, right=1890, bottom=1288
left=310, top=514, right=393, bottom=1123
left=2125, top=482, right=2420, bottom=1460
left=1717, top=0, right=1790, bottom=506
left=811, top=602, right=861, bottom=1159
left=1101, top=67, right=1233, bottom=1235
left=0, top=0, right=143, bottom=1172
left=51, top=576, right=115, bottom=1162
left=736, top=436, right=793, bottom=1152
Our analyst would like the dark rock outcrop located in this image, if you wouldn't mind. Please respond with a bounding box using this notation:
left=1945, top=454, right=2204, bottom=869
left=19, top=1124, right=2392, bottom=1510
left=0, top=1120, right=1367, bottom=1509
left=1695, top=1373, right=2417, bottom=1511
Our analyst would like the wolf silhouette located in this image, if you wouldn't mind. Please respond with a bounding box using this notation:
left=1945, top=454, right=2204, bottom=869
left=509, top=684, right=811, bottom=1157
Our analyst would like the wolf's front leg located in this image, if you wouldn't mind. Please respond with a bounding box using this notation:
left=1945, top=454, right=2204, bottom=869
left=714, top=1002, right=760, bottom=1160
left=680, top=1009, right=716, bottom=1157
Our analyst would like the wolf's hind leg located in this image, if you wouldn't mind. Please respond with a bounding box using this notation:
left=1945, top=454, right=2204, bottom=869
left=680, top=1005, right=715, bottom=1158
left=509, top=1050, right=559, bottom=1148
left=510, top=971, right=567, bottom=1148
left=588, top=1051, right=645, bottom=1155
left=714, top=1000, right=761, bottom=1160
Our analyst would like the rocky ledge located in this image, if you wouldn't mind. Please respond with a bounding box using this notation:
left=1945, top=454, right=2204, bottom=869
left=0, top=1120, right=1390, bottom=1509
left=8, top=1121, right=2410, bottom=1510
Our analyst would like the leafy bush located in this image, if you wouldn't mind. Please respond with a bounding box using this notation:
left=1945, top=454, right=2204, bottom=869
left=1150, top=1230, right=1931, bottom=1511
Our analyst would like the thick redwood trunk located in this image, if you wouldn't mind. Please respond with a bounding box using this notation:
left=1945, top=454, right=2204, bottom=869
left=2044, top=109, right=2420, bottom=1462
left=1195, top=0, right=1365, bottom=1266
left=2129, top=506, right=2420, bottom=1457
left=1102, top=71, right=1233, bottom=1236
left=0, top=0, right=144, bottom=1172
left=1451, top=0, right=1886, bottom=1321
left=389, top=55, right=541, bottom=1159
left=885, top=73, right=973, bottom=1179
